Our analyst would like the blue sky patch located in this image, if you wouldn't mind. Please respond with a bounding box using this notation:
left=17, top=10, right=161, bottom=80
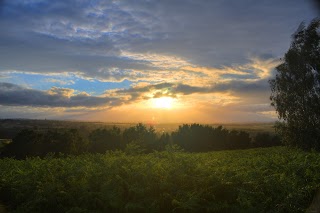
left=1, top=72, right=132, bottom=95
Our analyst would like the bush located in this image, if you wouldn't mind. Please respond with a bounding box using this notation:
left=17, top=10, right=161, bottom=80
left=0, top=147, right=318, bottom=212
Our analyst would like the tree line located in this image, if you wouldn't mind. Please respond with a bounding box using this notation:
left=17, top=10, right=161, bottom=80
left=0, top=123, right=280, bottom=159
left=270, top=18, right=320, bottom=150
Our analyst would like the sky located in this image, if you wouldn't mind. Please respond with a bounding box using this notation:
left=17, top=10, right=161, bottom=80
left=0, top=0, right=318, bottom=123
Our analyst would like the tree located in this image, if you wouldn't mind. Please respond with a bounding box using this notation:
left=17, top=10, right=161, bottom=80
left=171, top=124, right=252, bottom=152
left=89, top=126, right=122, bottom=153
left=62, top=129, right=89, bottom=154
left=1, top=129, right=43, bottom=159
left=252, top=132, right=281, bottom=148
left=122, top=123, right=157, bottom=152
left=269, top=19, right=320, bottom=150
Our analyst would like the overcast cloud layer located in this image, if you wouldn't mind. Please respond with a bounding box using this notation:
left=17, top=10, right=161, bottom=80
left=0, top=0, right=318, bottom=122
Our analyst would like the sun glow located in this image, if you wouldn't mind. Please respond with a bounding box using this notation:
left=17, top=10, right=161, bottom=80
left=152, top=97, right=174, bottom=109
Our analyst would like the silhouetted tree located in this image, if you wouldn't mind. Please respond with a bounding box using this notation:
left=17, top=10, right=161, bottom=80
left=2, top=129, right=43, bottom=158
left=253, top=132, right=281, bottom=148
left=1, top=128, right=89, bottom=158
left=239, top=131, right=252, bottom=148
left=62, top=129, right=89, bottom=154
left=122, top=123, right=157, bottom=152
left=89, top=126, right=122, bottom=153
left=157, top=132, right=171, bottom=150
left=40, top=129, right=88, bottom=155
left=171, top=124, right=213, bottom=152
left=171, top=124, right=251, bottom=152
left=211, top=126, right=229, bottom=150
left=270, top=19, right=320, bottom=150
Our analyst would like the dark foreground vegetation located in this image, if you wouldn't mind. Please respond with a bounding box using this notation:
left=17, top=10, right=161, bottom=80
left=0, top=147, right=319, bottom=212
left=0, top=123, right=280, bottom=159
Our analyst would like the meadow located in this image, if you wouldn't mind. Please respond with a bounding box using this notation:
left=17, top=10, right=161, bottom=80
left=0, top=146, right=319, bottom=212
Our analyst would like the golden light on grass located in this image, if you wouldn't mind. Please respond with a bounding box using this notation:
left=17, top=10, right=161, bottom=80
left=152, top=97, right=175, bottom=109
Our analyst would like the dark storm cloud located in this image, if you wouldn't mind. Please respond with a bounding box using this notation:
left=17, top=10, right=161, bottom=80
left=0, top=31, right=157, bottom=80
left=0, top=0, right=316, bottom=78
left=311, top=0, right=320, bottom=14
left=113, top=0, right=317, bottom=66
left=0, top=0, right=161, bottom=81
left=0, top=82, right=118, bottom=108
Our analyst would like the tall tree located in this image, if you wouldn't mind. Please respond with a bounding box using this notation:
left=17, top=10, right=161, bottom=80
left=270, top=19, right=320, bottom=150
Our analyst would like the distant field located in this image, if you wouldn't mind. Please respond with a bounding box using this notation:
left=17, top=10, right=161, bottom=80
left=138, top=122, right=276, bottom=135
left=0, top=147, right=319, bottom=212
left=0, top=119, right=276, bottom=138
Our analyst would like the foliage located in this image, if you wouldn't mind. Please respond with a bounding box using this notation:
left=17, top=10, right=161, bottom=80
left=0, top=123, right=282, bottom=158
left=122, top=123, right=158, bottom=152
left=252, top=132, right=281, bottom=148
left=270, top=19, right=320, bottom=150
left=89, top=126, right=122, bottom=153
left=124, top=142, right=146, bottom=155
left=1, top=129, right=88, bottom=159
left=171, top=124, right=252, bottom=152
left=0, top=147, right=319, bottom=212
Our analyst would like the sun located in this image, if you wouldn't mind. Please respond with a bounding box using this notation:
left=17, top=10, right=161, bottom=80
left=152, top=97, right=174, bottom=109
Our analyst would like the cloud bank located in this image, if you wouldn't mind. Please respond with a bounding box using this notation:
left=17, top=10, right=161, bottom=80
left=0, top=83, right=116, bottom=108
left=0, top=0, right=317, bottom=121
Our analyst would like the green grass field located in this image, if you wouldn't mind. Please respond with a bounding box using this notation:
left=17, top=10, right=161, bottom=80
left=0, top=147, right=319, bottom=212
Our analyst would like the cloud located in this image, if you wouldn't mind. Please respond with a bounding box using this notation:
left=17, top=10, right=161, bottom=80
left=0, top=76, right=271, bottom=109
left=0, top=0, right=316, bottom=121
left=0, top=0, right=315, bottom=81
left=115, top=78, right=271, bottom=103
left=0, top=80, right=276, bottom=122
left=0, top=82, right=118, bottom=108
left=44, top=78, right=75, bottom=85
left=120, top=51, right=191, bottom=69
